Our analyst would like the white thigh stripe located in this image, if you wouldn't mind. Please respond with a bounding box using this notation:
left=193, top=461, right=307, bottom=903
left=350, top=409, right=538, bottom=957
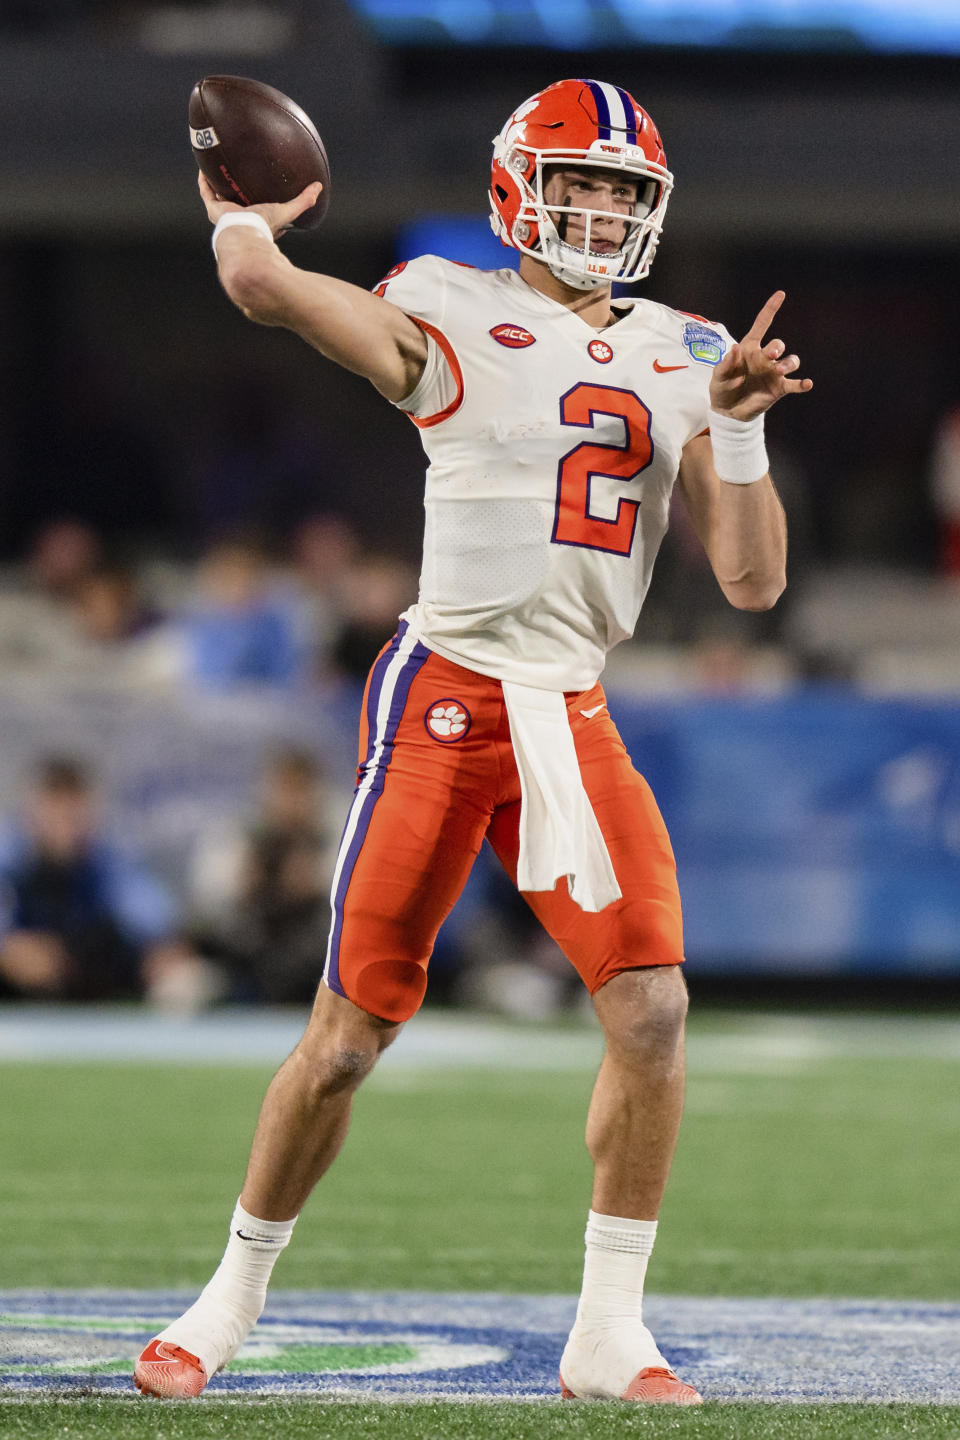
left=322, top=626, right=423, bottom=985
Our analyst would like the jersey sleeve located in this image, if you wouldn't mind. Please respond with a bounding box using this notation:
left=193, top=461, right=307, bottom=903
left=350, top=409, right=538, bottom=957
left=371, top=255, right=463, bottom=427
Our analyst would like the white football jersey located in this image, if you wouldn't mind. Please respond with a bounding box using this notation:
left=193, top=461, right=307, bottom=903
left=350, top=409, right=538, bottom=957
left=376, top=254, right=732, bottom=691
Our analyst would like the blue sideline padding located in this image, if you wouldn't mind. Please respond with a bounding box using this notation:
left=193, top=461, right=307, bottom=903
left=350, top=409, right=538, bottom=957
left=609, top=689, right=960, bottom=971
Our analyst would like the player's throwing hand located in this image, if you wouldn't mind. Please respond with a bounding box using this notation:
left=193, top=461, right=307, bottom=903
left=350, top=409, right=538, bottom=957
left=709, top=290, right=813, bottom=422
left=197, top=171, right=322, bottom=239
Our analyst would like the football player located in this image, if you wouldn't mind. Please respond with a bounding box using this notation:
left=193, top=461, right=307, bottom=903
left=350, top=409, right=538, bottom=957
left=135, top=78, right=811, bottom=1405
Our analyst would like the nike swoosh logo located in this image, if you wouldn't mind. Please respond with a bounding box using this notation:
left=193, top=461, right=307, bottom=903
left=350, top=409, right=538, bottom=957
left=139, top=1340, right=182, bottom=1365
left=236, top=1229, right=285, bottom=1244
left=580, top=704, right=605, bottom=719
left=653, top=359, right=688, bottom=372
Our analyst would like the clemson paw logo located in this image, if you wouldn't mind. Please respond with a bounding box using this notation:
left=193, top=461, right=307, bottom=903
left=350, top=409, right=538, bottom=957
left=425, top=699, right=471, bottom=743
left=587, top=338, right=614, bottom=364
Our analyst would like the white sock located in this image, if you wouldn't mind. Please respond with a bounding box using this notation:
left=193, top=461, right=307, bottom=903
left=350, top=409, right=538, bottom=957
left=574, top=1210, right=658, bottom=1331
left=157, top=1199, right=296, bottom=1377
left=207, top=1199, right=298, bottom=1302
left=560, top=1210, right=666, bottom=1398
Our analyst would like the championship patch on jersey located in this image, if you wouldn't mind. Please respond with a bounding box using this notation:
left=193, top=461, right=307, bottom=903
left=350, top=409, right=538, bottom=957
left=490, top=324, right=536, bottom=349
left=425, top=700, right=471, bottom=743
left=587, top=338, right=614, bottom=364
left=682, top=322, right=726, bottom=366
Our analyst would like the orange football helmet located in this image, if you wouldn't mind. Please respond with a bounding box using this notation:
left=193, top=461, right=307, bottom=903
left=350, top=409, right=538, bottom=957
left=490, top=78, right=673, bottom=291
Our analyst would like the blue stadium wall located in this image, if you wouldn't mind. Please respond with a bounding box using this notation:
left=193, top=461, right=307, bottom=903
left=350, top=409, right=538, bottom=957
left=607, top=690, right=960, bottom=973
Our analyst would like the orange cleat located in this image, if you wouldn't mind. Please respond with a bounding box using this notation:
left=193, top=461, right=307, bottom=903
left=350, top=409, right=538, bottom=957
left=621, top=1365, right=703, bottom=1404
left=560, top=1365, right=703, bottom=1405
left=133, top=1338, right=209, bottom=1399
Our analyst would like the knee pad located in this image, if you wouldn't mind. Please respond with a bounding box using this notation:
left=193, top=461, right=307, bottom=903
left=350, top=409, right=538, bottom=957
left=588, top=899, right=685, bottom=995
left=607, top=898, right=683, bottom=966
left=351, top=958, right=428, bottom=1024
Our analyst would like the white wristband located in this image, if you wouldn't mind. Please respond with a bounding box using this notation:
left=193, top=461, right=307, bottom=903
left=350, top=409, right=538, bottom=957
left=211, top=211, right=275, bottom=256
left=708, top=410, right=769, bottom=485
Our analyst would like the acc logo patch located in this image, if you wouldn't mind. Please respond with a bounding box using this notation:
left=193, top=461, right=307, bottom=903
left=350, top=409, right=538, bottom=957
left=682, top=322, right=726, bottom=366
left=490, top=324, right=536, bottom=349
left=425, top=700, right=471, bottom=742
left=587, top=338, right=614, bottom=364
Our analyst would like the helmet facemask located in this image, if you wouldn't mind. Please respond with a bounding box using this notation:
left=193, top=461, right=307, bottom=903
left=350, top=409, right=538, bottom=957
left=533, top=162, right=665, bottom=291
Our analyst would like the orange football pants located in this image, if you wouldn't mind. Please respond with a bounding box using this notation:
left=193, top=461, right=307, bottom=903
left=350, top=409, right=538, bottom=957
left=322, top=622, right=684, bottom=1023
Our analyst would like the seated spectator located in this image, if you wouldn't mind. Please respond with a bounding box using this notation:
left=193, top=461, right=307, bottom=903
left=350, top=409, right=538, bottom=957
left=71, top=564, right=161, bottom=645
left=181, top=535, right=306, bottom=689
left=63, top=563, right=184, bottom=687
left=189, top=746, right=336, bottom=1004
left=0, top=757, right=213, bottom=1006
left=27, top=519, right=102, bottom=601
left=0, top=519, right=102, bottom=671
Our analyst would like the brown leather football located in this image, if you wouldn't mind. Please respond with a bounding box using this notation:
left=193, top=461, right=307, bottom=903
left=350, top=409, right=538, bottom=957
left=188, top=75, right=330, bottom=230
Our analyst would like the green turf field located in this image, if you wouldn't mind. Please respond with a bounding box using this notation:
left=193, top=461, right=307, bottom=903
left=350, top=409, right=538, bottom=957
left=3, top=1009, right=960, bottom=1436
left=3, top=1398, right=960, bottom=1439
left=3, top=1030, right=958, bottom=1298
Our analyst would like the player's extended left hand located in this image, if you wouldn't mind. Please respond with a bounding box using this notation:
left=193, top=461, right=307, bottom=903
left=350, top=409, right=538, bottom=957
left=709, top=291, right=813, bottom=421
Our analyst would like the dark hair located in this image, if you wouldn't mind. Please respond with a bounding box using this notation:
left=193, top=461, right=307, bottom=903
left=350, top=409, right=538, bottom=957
left=32, top=756, right=95, bottom=794
left=265, top=745, right=322, bottom=782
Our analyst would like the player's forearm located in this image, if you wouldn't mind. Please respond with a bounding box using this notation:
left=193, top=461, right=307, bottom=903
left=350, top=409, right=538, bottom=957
left=707, top=476, right=787, bottom=611
left=213, top=228, right=292, bottom=325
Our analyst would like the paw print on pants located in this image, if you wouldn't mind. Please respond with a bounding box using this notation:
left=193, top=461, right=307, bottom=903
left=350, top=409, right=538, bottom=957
left=424, top=699, right=471, bottom=743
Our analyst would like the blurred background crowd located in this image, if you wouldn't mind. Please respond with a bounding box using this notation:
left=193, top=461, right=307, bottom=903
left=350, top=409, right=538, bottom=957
left=0, top=0, right=958, bottom=1014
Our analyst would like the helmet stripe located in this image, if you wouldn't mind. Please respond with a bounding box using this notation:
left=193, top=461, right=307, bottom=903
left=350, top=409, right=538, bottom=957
left=614, top=86, right=639, bottom=144
left=584, top=79, right=612, bottom=140
left=596, top=81, right=628, bottom=135
left=587, top=80, right=641, bottom=147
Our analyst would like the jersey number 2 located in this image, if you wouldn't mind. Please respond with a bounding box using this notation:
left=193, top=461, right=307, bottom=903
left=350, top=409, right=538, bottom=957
left=552, top=383, right=653, bottom=557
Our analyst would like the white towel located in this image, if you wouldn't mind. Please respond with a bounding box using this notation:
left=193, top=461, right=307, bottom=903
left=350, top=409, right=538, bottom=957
left=502, top=680, right=622, bottom=914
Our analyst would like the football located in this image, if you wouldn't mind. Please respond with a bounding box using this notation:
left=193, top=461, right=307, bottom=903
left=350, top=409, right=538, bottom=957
left=188, top=75, right=330, bottom=230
